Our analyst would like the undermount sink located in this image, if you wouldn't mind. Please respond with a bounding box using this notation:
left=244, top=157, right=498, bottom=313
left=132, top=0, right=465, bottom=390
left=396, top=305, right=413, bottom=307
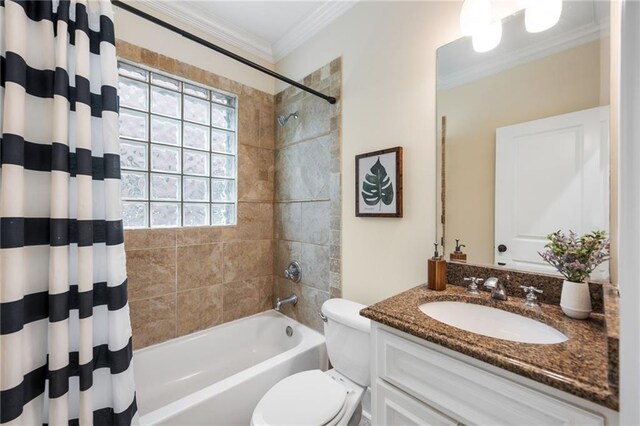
left=419, top=301, right=568, bottom=344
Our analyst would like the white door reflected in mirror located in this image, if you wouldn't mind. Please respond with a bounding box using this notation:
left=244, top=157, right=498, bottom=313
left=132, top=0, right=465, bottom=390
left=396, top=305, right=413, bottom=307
left=495, top=106, right=610, bottom=280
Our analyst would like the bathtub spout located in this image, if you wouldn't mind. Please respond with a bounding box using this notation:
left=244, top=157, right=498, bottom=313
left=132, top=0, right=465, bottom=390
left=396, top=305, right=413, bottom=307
left=275, top=294, right=298, bottom=311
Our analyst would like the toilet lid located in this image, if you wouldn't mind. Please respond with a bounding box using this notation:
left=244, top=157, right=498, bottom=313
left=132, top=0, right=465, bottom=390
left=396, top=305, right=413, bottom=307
left=253, top=370, right=348, bottom=426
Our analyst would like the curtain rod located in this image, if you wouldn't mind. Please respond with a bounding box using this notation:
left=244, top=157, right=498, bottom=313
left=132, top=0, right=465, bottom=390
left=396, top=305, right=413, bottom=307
left=112, top=1, right=337, bottom=104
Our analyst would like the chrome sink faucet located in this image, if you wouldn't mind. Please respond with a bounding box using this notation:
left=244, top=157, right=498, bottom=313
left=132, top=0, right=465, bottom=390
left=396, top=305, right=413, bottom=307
left=484, top=277, right=507, bottom=301
left=275, top=294, right=298, bottom=312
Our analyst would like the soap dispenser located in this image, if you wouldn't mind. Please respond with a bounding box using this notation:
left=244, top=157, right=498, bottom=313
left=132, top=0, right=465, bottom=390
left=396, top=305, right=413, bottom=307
left=427, top=243, right=447, bottom=291
left=450, top=239, right=467, bottom=263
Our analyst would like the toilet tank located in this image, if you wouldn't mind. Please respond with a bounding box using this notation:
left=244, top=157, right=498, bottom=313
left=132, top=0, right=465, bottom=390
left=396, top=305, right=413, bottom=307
left=321, top=299, right=371, bottom=387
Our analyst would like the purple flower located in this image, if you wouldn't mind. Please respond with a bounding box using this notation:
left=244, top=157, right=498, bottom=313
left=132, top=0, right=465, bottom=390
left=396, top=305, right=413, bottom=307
left=538, top=230, right=609, bottom=282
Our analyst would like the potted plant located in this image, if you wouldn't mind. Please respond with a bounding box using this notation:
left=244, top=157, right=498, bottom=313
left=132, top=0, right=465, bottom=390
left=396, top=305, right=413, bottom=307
left=538, top=230, right=610, bottom=319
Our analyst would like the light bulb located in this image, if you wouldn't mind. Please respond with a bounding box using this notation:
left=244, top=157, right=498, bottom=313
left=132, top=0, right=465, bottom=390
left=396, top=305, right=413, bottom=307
left=472, top=20, right=502, bottom=53
left=525, top=0, right=563, bottom=33
left=460, top=0, right=492, bottom=37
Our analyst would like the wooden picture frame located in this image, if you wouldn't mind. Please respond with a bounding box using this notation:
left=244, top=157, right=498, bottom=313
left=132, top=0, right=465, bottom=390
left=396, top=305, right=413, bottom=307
left=355, top=147, right=403, bottom=217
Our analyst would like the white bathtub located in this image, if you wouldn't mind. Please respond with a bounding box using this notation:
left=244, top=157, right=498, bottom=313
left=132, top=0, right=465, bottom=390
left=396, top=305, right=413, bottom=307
left=133, top=310, right=328, bottom=425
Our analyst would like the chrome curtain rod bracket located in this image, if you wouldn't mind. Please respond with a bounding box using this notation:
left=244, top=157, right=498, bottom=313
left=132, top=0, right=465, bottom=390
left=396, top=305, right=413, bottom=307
left=111, top=1, right=337, bottom=105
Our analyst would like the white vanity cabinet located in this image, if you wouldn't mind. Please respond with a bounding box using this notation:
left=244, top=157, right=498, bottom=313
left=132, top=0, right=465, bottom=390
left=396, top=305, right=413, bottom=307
left=370, top=323, right=619, bottom=426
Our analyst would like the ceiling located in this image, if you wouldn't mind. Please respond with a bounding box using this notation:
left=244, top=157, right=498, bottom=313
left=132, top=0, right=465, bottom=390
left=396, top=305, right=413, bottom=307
left=190, top=2, right=322, bottom=42
left=140, top=0, right=358, bottom=63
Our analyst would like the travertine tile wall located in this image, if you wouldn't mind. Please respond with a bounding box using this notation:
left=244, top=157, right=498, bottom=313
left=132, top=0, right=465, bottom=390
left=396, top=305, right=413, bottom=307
left=116, top=41, right=276, bottom=349
left=274, top=59, right=342, bottom=332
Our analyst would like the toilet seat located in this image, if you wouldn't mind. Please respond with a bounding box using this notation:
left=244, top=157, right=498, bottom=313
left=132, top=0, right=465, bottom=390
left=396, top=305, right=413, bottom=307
left=251, top=370, right=348, bottom=426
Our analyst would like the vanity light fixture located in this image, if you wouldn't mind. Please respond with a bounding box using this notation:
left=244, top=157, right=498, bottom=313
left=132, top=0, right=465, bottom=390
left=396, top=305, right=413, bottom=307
left=462, top=0, right=563, bottom=53
left=472, top=19, right=502, bottom=53
left=524, top=0, right=563, bottom=33
left=460, top=0, right=501, bottom=53
left=460, top=0, right=492, bottom=36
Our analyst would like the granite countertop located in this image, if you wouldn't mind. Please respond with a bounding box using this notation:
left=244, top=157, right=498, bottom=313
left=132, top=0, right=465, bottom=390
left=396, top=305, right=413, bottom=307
left=360, top=285, right=619, bottom=411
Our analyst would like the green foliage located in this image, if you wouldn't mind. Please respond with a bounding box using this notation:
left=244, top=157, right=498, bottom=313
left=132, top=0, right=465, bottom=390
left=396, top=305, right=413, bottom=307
left=538, top=230, right=610, bottom=282
left=362, top=158, right=394, bottom=209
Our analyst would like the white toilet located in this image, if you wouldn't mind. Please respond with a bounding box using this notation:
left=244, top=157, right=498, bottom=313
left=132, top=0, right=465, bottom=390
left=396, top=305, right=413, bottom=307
left=251, top=298, right=371, bottom=426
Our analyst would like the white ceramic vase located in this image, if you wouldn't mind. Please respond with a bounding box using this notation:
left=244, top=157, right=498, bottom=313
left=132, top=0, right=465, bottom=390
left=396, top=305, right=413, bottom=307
left=560, top=280, right=592, bottom=319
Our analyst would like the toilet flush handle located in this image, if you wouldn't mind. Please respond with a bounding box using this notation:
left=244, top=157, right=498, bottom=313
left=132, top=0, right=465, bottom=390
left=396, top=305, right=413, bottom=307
left=319, top=312, right=328, bottom=322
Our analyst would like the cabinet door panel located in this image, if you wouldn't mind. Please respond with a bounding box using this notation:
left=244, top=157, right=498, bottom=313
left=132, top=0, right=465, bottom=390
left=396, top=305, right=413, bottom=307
left=376, top=379, right=458, bottom=426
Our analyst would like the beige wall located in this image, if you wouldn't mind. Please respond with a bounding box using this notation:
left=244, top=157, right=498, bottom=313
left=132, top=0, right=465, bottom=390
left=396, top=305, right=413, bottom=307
left=117, top=41, right=276, bottom=349
left=438, top=40, right=610, bottom=266
left=275, top=2, right=465, bottom=305
left=114, top=4, right=276, bottom=94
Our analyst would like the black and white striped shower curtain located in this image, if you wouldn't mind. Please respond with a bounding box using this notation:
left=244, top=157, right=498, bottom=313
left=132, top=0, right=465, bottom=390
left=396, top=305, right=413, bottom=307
left=0, top=0, right=137, bottom=424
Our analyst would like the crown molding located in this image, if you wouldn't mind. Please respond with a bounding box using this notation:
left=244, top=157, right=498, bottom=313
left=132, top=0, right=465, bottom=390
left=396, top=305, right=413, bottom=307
left=123, top=1, right=358, bottom=65
left=272, top=1, right=358, bottom=62
left=136, top=1, right=275, bottom=62
left=438, top=21, right=609, bottom=91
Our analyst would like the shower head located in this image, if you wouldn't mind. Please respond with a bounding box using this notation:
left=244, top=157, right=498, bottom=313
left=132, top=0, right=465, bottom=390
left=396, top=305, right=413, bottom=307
left=277, top=112, right=299, bottom=127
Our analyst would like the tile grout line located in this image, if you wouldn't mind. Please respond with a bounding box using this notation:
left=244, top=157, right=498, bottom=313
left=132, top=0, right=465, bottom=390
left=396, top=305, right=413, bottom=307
left=273, top=199, right=332, bottom=203
left=274, top=129, right=335, bottom=149
left=173, top=242, right=177, bottom=340
left=221, top=241, right=227, bottom=321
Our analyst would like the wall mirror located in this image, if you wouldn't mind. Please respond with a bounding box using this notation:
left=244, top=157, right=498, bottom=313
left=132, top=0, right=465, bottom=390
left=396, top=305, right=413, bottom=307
left=436, top=0, right=612, bottom=280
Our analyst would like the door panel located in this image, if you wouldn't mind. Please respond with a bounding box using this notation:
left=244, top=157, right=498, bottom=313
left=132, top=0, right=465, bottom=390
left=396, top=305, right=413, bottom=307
left=495, top=106, right=609, bottom=279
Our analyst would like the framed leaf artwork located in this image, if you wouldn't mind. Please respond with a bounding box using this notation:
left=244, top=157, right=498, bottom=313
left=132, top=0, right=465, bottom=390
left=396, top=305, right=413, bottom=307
left=355, top=147, right=403, bottom=217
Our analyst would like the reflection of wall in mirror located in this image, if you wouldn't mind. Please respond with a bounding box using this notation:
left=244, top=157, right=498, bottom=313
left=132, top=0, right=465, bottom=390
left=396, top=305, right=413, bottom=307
left=438, top=38, right=610, bottom=266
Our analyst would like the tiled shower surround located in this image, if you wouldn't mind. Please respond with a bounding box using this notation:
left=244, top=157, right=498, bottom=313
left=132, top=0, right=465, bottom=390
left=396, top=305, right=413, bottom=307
left=117, top=41, right=342, bottom=347
left=118, top=41, right=276, bottom=349
left=274, top=59, right=343, bottom=332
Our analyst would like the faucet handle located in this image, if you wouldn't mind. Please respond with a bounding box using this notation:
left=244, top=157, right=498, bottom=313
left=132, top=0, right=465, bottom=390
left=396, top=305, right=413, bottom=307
left=464, top=277, right=482, bottom=295
left=483, top=277, right=498, bottom=288
left=284, top=261, right=302, bottom=283
left=520, top=286, right=543, bottom=307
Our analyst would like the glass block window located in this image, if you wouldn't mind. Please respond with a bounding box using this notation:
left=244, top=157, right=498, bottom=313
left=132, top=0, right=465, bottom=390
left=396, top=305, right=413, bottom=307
left=118, top=61, right=237, bottom=228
